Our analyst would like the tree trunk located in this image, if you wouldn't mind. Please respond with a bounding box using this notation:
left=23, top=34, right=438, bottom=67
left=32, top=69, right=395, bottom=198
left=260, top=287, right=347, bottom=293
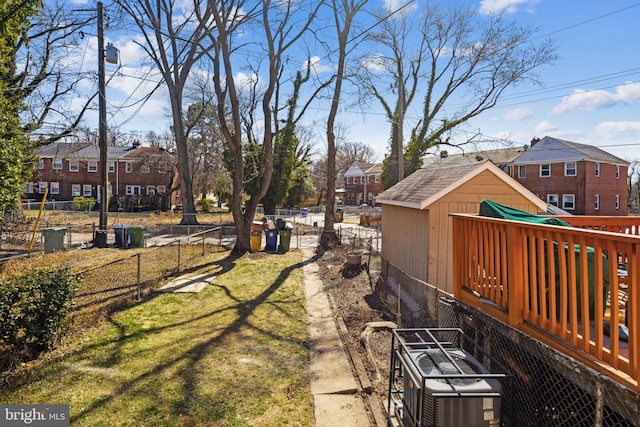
left=171, top=97, right=198, bottom=226
left=321, top=127, right=340, bottom=249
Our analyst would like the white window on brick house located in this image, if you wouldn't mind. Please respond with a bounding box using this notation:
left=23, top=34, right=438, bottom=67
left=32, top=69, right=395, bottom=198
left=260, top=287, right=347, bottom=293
left=346, top=177, right=351, bottom=184
left=83, top=184, right=92, bottom=196
left=126, top=185, right=141, bottom=195
left=547, top=194, right=558, bottom=206
left=126, top=162, right=132, bottom=173
left=595, top=194, right=600, bottom=211
left=159, top=161, right=168, bottom=173
left=616, top=195, right=620, bottom=210
left=540, top=164, right=551, bottom=177
left=88, top=160, right=98, bottom=172
left=562, top=194, right=575, bottom=210
left=38, top=182, right=48, bottom=194
left=564, top=162, right=577, bottom=176
left=141, top=165, right=150, bottom=173
left=147, top=186, right=156, bottom=195
left=108, top=161, right=115, bottom=172
left=108, top=184, right=113, bottom=195
left=53, top=158, right=63, bottom=170
left=595, top=162, right=600, bottom=177
left=24, top=182, right=34, bottom=194
left=375, top=175, right=379, bottom=183
left=72, top=184, right=81, bottom=197
left=616, top=165, right=620, bottom=179
left=69, top=159, right=79, bottom=172
left=37, top=158, right=44, bottom=169
left=367, top=175, right=372, bottom=183
left=518, top=165, right=526, bottom=178
left=360, top=176, right=365, bottom=184
left=157, top=185, right=166, bottom=193
left=50, top=182, right=60, bottom=195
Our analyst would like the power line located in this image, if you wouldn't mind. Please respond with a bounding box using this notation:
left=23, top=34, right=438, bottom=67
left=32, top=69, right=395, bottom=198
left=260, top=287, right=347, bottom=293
left=534, top=3, right=640, bottom=39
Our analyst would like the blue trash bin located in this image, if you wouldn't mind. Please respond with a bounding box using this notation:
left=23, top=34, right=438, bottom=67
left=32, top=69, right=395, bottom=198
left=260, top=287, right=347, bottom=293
left=265, top=229, right=278, bottom=252
left=301, top=208, right=308, bottom=217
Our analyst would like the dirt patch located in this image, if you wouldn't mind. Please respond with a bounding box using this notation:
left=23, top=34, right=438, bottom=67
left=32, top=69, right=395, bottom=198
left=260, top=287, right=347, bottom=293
left=314, top=247, right=396, bottom=416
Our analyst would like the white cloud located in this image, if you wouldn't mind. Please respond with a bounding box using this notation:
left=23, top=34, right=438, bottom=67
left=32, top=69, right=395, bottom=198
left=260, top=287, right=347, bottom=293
left=113, top=37, right=149, bottom=68
left=502, top=107, right=533, bottom=121
left=383, top=0, right=417, bottom=16
left=478, top=0, right=539, bottom=15
left=234, top=72, right=261, bottom=91
left=552, top=82, right=640, bottom=114
left=362, top=53, right=387, bottom=74
left=535, top=120, right=558, bottom=133
left=594, top=121, right=640, bottom=139
left=303, top=56, right=332, bottom=74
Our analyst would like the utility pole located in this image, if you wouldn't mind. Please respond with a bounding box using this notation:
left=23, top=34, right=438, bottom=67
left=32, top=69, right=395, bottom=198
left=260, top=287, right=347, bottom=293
left=397, top=76, right=404, bottom=181
left=96, top=1, right=108, bottom=247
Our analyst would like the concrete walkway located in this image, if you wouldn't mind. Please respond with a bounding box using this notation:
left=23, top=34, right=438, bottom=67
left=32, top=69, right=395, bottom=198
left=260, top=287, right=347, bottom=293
left=302, top=248, right=372, bottom=427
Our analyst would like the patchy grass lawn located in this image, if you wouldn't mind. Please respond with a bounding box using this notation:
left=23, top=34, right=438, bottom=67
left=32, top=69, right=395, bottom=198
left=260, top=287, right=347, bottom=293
left=0, top=250, right=313, bottom=426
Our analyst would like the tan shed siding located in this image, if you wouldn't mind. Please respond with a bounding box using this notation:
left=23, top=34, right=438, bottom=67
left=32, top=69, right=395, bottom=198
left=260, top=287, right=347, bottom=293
left=381, top=205, right=429, bottom=282
left=428, top=171, right=543, bottom=293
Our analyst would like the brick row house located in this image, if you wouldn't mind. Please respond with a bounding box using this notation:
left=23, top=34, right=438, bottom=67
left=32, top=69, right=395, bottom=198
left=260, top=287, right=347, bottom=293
left=340, top=162, right=383, bottom=206
left=407, top=136, right=629, bottom=216
left=511, top=137, right=629, bottom=215
left=26, top=141, right=180, bottom=211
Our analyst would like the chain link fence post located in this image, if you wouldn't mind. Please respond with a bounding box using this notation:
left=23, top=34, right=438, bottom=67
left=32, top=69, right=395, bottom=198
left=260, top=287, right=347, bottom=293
left=136, top=253, right=142, bottom=302
left=177, top=241, right=181, bottom=274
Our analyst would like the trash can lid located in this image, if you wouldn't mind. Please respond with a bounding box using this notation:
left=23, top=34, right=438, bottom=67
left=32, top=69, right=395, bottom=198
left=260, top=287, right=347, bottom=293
left=44, top=227, right=66, bottom=231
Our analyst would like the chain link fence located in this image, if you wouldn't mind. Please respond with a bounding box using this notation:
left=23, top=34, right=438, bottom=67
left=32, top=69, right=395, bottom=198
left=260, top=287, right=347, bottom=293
left=377, top=255, right=639, bottom=426
left=70, top=229, right=226, bottom=329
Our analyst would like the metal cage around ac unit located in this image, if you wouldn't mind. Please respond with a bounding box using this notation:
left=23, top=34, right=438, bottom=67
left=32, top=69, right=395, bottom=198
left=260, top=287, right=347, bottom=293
left=388, top=328, right=512, bottom=427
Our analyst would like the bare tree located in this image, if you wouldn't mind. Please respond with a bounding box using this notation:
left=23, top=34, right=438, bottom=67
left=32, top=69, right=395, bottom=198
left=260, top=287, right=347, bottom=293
left=202, top=1, right=324, bottom=255
left=114, top=0, right=213, bottom=225
left=361, top=2, right=557, bottom=188
left=184, top=101, right=225, bottom=200
left=321, top=0, right=370, bottom=249
left=310, top=128, right=375, bottom=209
left=336, top=139, right=377, bottom=174
left=13, top=1, right=97, bottom=143
left=143, top=130, right=175, bottom=151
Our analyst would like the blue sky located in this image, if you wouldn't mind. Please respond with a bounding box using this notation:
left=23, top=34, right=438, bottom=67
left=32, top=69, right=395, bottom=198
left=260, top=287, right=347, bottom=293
left=68, top=0, right=640, bottom=163
left=343, top=0, right=640, bottom=162
left=462, top=0, right=640, bottom=162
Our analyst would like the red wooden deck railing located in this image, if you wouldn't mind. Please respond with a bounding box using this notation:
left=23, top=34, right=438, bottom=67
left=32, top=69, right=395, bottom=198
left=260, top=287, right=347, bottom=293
left=451, top=214, right=639, bottom=391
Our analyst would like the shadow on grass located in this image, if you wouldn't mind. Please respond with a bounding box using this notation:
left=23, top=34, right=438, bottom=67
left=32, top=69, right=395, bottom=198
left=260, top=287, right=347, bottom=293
left=69, top=250, right=321, bottom=424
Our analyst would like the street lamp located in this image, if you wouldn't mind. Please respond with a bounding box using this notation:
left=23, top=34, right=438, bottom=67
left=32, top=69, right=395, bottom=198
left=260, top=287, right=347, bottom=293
left=95, top=1, right=119, bottom=248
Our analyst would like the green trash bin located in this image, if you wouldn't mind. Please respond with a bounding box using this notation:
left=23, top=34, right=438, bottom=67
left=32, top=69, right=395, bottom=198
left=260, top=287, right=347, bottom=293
left=42, top=227, right=66, bottom=253
left=128, top=226, right=146, bottom=248
left=278, top=229, right=292, bottom=252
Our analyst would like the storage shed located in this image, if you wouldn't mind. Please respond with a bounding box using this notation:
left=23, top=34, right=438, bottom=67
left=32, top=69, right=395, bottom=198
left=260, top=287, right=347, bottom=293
left=376, top=160, right=548, bottom=301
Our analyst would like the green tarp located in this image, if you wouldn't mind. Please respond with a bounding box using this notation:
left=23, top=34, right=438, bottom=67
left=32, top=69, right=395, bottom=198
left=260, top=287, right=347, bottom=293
left=478, top=199, right=571, bottom=227
left=478, top=200, right=609, bottom=320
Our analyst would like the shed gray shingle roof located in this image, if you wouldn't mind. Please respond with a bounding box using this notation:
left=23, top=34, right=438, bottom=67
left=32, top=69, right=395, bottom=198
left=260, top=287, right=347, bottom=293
left=376, top=162, right=484, bottom=204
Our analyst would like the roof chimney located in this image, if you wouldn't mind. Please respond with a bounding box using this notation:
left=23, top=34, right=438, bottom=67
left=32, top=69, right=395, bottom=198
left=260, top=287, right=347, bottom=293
left=531, top=137, right=541, bottom=146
